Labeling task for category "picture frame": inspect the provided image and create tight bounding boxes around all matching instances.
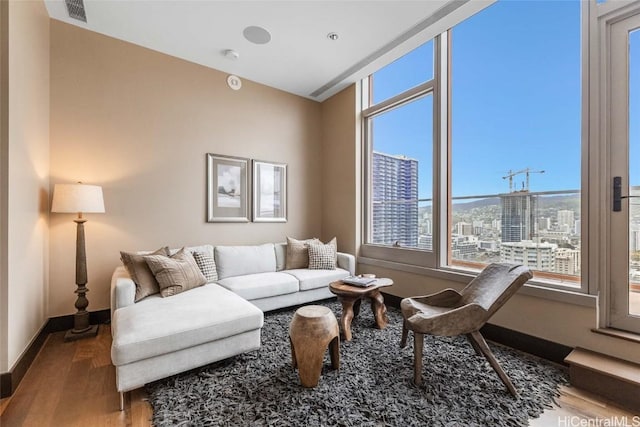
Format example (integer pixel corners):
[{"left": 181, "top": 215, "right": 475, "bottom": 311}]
[
  {"left": 206, "top": 154, "right": 251, "bottom": 222},
  {"left": 252, "top": 160, "right": 287, "bottom": 222}
]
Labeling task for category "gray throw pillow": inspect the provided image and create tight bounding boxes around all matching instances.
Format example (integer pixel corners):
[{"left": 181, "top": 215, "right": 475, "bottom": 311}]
[
  {"left": 192, "top": 251, "right": 218, "bottom": 282},
  {"left": 285, "top": 237, "right": 319, "bottom": 269},
  {"left": 120, "top": 246, "right": 170, "bottom": 302},
  {"left": 308, "top": 238, "right": 338, "bottom": 270},
  {"left": 144, "top": 248, "right": 207, "bottom": 297}
]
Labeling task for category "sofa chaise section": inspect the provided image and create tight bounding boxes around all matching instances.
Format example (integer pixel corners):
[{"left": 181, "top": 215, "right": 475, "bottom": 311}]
[{"left": 110, "top": 265, "right": 263, "bottom": 408}]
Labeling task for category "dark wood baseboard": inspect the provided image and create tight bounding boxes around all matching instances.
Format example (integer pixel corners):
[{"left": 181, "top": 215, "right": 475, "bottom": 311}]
[
  {"left": 0, "top": 309, "right": 110, "bottom": 398},
  {"left": 382, "top": 292, "right": 572, "bottom": 366},
  {"left": 45, "top": 309, "right": 111, "bottom": 334}
]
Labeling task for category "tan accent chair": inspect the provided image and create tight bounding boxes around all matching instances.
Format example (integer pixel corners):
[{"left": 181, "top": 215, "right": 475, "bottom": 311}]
[{"left": 400, "top": 263, "right": 533, "bottom": 397}]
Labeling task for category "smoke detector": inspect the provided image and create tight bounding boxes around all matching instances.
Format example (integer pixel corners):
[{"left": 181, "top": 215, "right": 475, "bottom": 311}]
[{"left": 223, "top": 49, "right": 240, "bottom": 60}]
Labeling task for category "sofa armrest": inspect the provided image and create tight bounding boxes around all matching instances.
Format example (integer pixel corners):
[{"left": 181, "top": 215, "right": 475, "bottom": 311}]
[
  {"left": 337, "top": 252, "right": 355, "bottom": 275},
  {"left": 111, "top": 266, "right": 136, "bottom": 319}
]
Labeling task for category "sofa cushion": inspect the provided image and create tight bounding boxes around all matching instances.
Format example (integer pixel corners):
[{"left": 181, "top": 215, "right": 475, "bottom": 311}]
[
  {"left": 285, "top": 237, "right": 319, "bottom": 269},
  {"left": 217, "top": 272, "right": 299, "bottom": 300},
  {"left": 120, "top": 246, "right": 170, "bottom": 302},
  {"left": 284, "top": 268, "right": 350, "bottom": 291},
  {"left": 308, "top": 238, "right": 337, "bottom": 270},
  {"left": 215, "top": 244, "right": 276, "bottom": 279},
  {"left": 111, "top": 284, "right": 263, "bottom": 366},
  {"left": 144, "top": 248, "right": 207, "bottom": 297}
]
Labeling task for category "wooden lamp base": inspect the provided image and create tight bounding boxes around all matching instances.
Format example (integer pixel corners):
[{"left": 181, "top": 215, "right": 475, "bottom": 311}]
[
  {"left": 63, "top": 218, "right": 99, "bottom": 342},
  {"left": 64, "top": 324, "right": 99, "bottom": 342}
]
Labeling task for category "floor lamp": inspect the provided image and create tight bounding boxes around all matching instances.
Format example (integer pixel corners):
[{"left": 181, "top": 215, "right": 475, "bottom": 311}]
[{"left": 51, "top": 183, "right": 105, "bottom": 341}]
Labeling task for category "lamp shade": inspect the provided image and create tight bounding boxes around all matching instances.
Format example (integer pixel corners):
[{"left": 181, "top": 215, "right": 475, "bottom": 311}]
[{"left": 51, "top": 183, "right": 105, "bottom": 214}]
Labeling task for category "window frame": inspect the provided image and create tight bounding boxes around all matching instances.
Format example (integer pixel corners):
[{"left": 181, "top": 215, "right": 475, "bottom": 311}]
[
  {"left": 361, "top": 1, "right": 595, "bottom": 300},
  {"left": 361, "top": 35, "right": 442, "bottom": 269}
]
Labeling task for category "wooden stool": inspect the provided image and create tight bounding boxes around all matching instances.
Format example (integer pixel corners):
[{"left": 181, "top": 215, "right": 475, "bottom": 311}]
[{"left": 289, "top": 305, "right": 340, "bottom": 387}]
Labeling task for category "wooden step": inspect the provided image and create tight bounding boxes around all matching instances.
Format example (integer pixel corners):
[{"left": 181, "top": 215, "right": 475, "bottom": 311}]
[{"left": 565, "top": 347, "right": 640, "bottom": 412}]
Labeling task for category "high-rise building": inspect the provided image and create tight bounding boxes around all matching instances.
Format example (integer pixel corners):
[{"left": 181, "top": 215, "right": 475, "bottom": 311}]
[
  {"left": 455, "top": 222, "right": 473, "bottom": 236},
  {"left": 538, "top": 217, "right": 551, "bottom": 231},
  {"left": 371, "top": 151, "right": 418, "bottom": 247},
  {"left": 557, "top": 210, "right": 575, "bottom": 229},
  {"left": 556, "top": 248, "right": 581, "bottom": 275},
  {"left": 500, "top": 193, "right": 537, "bottom": 242},
  {"left": 630, "top": 226, "right": 640, "bottom": 252},
  {"left": 451, "top": 235, "right": 478, "bottom": 259},
  {"left": 473, "top": 220, "right": 484, "bottom": 235},
  {"left": 500, "top": 240, "right": 557, "bottom": 271}
]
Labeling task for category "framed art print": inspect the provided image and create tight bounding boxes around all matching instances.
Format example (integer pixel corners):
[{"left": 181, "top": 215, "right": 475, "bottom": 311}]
[
  {"left": 252, "top": 160, "right": 287, "bottom": 222},
  {"left": 207, "top": 154, "right": 251, "bottom": 222}
]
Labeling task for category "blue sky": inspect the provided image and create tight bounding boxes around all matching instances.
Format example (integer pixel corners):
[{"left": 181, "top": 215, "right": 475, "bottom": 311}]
[{"left": 372, "top": 0, "right": 583, "bottom": 199}]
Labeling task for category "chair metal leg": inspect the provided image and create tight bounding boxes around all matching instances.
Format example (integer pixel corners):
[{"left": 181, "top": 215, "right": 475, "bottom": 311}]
[
  {"left": 413, "top": 332, "right": 424, "bottom": 386},
  {"left": 400, "top": 320, "right": 409, "bottom": 348},
  {"left": 119, "top": 391, "right": 124, "bottom": 411},
  {"left": 469, "top": 330, "right": 518, "bottom": 397}
]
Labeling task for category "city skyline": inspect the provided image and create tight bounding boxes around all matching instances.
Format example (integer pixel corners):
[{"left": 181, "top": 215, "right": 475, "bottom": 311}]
[{"left": 371, "top": 144, "right": 582, "bottom": 278}]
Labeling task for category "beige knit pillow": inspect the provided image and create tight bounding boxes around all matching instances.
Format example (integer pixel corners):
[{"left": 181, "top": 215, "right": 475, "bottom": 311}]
[
  {"left": 144, "top": 248, "right": 207, "bottom": 297},
  {"left": 120, "top": 246, "right": 170, "bottom": 302},
  {"left": 285, "top": 237, "right": 320, "bottom": 269},
  {"left": 308, "top": 237, "right": 338, "bottom": 270}
]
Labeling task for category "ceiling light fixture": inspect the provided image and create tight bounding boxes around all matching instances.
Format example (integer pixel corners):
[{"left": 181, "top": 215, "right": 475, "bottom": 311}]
[
  {"left": 327, "top": 32, "right": 339, "bottom": 41},
  {"left": 223, "top": 49, "right": 240, "bottom": 60}
]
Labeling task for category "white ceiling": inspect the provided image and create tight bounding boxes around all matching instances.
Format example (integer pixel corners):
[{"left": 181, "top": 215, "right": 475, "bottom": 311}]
[{"left": 44, "top": 1, "right": 487, "bottom": 101}]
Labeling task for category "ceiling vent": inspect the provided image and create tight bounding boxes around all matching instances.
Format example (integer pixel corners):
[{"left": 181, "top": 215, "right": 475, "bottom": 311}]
[{"left": 65, "top": 0, "right": 87, "bottom": 22}]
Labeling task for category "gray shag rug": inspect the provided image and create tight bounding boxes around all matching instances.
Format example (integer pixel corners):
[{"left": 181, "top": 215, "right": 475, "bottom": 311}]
[{"left": 147, "top": 300, "right": 567, "bottom": 426}]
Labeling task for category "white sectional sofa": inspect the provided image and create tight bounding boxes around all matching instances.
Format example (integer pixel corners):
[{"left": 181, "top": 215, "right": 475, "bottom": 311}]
[{"left": 110, "top": 242, "right": 355, "bottom": 408}]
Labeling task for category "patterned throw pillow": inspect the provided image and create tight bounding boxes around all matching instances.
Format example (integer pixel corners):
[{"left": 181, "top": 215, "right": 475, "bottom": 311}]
[
  {"left": 192, "top": 251, "right": 218, "bottom": 282},
  {"left": 120, "top": 246, "right": 170, "bottom": 302},
  {"left": 144, "top": 248, "right": 207, "bottom": 297},
  {"left": 285, "top": 237, "right": 320, "bottom": 269},
  {"left": 308, "top": 238, "right": 338, "bottom": 270}
]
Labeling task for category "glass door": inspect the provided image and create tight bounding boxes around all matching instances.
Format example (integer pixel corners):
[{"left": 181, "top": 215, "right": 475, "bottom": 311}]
[{"left": 610, "top": 13, "right": 640, "bottom": 333}]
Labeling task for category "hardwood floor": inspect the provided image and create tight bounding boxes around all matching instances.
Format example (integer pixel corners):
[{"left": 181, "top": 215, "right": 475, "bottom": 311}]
[
  {"left": 0, "top": 325, "right": 636, "bottom": 426},
  {"left": 0, "top": 325, "right": 152, "bottom": 426}
]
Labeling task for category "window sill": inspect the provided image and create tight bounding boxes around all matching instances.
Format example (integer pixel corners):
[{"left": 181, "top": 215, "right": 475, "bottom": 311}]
[
  {"left": 591, "top": 328, "right": 640, "bottom": 344},
  {"left": 358, "top": 256, "right": 597, "bottom": 308}
]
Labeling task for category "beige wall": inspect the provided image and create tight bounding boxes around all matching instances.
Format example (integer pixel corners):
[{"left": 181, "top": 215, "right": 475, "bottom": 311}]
[
  {"left": 49, "top": 21, "right": 322, "bottom": 316},
  {"left": 4, "top": 0, "right": 50, "bottom": 371},
  {"left": 320, "top": 84, "right": 361, "bottom": 255},
  {"left": 321, "top": 83, "right": 640, "bottom": 365}
]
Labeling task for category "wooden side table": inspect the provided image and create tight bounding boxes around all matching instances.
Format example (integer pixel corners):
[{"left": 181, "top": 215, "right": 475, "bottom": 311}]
[
  {"left": 289, "top": 305, "right": 340, "bottom": 388},
  {"left": 329, "top": 278, "right": 393, "bottom": 341}
]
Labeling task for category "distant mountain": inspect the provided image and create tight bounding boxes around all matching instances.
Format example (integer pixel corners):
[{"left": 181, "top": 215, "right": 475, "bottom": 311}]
[
  {"left": 453, "top": 193, "right": 580, "bottom": 212},
  {"left": 418, "top": 193, "right": 580, "bottom": 216},
  {"left": 452, "top": 197, "right": 501, "bottom": 211}
]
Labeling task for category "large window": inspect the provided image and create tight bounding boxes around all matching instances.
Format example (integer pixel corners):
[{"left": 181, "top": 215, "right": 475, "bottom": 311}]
[
  {"left": 364, "top": 43, "right": 435, "bottom": 256},
  {"left": 449, "top": 0, "right": 582, "bottom": 287},
  {"left": 369, "top": 95, "right": 433, "bottom": 249},
  {"left": 363, "top": 0, "right": 584, "bottom": 289}
]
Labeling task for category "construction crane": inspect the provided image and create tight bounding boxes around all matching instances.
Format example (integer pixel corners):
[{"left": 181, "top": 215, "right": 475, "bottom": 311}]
[{"left": 502, "top": 168, "right": 545, "bottom": 192}]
